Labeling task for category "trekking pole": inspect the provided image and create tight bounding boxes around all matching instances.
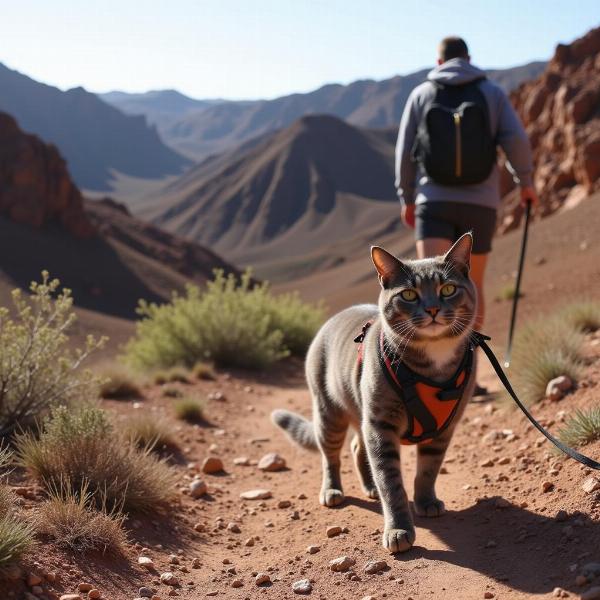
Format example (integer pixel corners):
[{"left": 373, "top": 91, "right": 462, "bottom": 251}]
[{"left": 504, "top": 198, "right": 532, "bottom": 368}]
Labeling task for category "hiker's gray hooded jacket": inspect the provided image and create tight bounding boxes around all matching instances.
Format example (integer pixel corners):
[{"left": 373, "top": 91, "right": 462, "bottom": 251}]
[{"left": 395, "top": 58, "right": 533, "bottom": 209}]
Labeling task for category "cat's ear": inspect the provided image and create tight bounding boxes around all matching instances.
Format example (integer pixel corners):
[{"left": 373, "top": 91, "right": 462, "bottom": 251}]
[
  {"left": 444, "top": 232, "right": 473, "bottom": 273},
  {"left": 371, "top": 246, "right": 406, "bottom": 288}
]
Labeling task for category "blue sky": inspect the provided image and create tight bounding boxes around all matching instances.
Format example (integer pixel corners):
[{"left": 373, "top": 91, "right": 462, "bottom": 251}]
[{"left": 1, "top": 1, "right": 598, "bottom": 100}]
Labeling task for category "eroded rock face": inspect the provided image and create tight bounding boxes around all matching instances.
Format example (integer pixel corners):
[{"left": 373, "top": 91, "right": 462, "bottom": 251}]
[
  {"left": 0, "top": 112, "right": 94, "bottom": 237},
  {"left": 499, "top": 27, "right": 600, "bottom": 232}
]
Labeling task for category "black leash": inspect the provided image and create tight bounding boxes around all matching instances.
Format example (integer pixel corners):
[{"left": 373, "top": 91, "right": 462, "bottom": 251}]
[
  {"left": 505, "top": 198, "right": 532, "bottom": 368},
  {"left": 472, "top": 331, "right": 600, "bottom": 470}
]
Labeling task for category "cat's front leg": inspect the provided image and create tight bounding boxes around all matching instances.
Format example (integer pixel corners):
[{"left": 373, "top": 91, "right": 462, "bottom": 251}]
[{"left": 362, "top": 417, "right": 415, "bottom": 553}]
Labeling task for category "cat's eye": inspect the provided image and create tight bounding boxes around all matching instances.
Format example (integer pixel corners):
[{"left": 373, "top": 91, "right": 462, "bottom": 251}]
[
  {"left": 440, "top": 284, "right": 457, "bottom": 297},
  {"left": 400, "top": 289, "right": 418, "bottom": 302}
]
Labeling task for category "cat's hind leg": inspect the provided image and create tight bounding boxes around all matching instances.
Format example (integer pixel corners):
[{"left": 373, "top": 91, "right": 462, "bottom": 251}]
[
  {"left": 413, "top": 432, "right": 452, "bottom": 517},
  {"left": 314, "top": 400, "right": 349, "bottom": 507},
  {"left": 350, "top": 433, "right": 378, "bottom": 499}
]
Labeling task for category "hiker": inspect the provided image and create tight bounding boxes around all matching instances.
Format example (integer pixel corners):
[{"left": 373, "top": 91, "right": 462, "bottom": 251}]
[{"left": 395, "top": 36, "right": 538, "bottom": 393}]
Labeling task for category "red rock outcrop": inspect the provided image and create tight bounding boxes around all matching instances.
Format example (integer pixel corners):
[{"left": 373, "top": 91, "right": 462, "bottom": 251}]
[
  {"left": 0, "top": 112, "right": 94, "bottom": 237},
  {"left": 499, "top": 27, "right": 600, "bottom": 232}
]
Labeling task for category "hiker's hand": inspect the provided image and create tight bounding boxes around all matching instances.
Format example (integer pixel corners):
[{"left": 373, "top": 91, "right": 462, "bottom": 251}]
[
  {"left": 520, "top": 186, "right": 539, "bottom": 207},
  {"left": 401, "top": 204, "right": 415, "bottom": 229}
]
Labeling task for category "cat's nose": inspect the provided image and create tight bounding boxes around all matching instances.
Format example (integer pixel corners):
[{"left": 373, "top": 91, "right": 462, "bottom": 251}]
[{"left": 424, "top": 306, "right": 440, "bottom": 319}]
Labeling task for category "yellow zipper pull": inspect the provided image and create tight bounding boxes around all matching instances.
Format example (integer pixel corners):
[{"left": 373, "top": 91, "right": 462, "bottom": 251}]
[{"left": 453, "top": 112, "right": 462, "bottom": 178}]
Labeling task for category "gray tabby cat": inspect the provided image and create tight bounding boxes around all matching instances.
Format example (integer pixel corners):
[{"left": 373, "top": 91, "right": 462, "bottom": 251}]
[{"left": 272, "top": 233, "right": 477, "bottom": 553}]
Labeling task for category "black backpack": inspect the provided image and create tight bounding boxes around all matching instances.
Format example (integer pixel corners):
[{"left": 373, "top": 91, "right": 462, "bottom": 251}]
[{"left": 412, "top": 78, "right": 496, "bottom": 185}]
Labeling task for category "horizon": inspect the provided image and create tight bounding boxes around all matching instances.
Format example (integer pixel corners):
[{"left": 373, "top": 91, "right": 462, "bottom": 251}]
[{"left": 0, "top": 1, "right": 598, "bottom": 101}]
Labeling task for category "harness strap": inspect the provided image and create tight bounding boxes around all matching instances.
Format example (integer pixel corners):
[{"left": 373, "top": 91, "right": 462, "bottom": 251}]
[{"left": 472, "top": 331, "right": 600, "bottom": 471}]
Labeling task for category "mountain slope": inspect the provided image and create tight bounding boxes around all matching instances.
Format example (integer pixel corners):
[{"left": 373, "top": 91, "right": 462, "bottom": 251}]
[
  {"left": 143, "top": 115, "right": 398, "bottom": 265},
  {"left": 142, "top": 62, "right": 546, "bottom": 161},
  {"left": 0, "top": 63, "right": 191, "bottom": 191}
]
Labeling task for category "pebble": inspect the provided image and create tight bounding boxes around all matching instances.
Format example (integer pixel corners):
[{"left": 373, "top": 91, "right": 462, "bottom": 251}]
[
  {"left": 202, "top": 456, "right": 224, "bottom": 474},
  {"left": 189, "top": 479, "right": 208, "bottom": 498},
  {"left": 255, "top": 573, "right": 271, "bottom": 586},
  {"left": 364, "top": 560, "right": 388, "bottom": 574},
  {"left": 160, "top": 572, "right": 179, "bottom": 586},
  {"left": 227, "top": 522, "right": 241, "bottom": 533},
  {"left": 292, "top": 579, "right": 313, "bottom": 594},
  {"left": 582, "top": 477, "right": 600, "bottom": 494},
  {"left": 329, "top": 556, "right": 356, "bottom": 572},
  {"left": 138, "top": 556, "right": 155, "bottom": 570},
  {"left": 258, "top": 453, "right": 287, "bottom": 472},
  {"left": 27, "top": 573, "right": 43, "bottom": 586},
  {"left": 555, "top": 510, "right": 569, "bottom": 522},
  {"left": 480, "top": 458, "right": 494, "bottom": 468},
  {"left": 233, "top": 457, "right": 250, "bottom": 466},
  {"left": 231, "top": 579, "right": 243, "bottom": 588},
  {"left": 545, "top": 375, "right": 573, "bottom": 401},
  {"left": 552, "top": 588, "right": 568, "bottom": 598},
  {"left": 59, "top": 596, "right": 82, "bottom": 600},
  {"left": 139, "top": 588, "right": 156, "bottom": 598},
  {"left": 541, "top": 481, "right": 554, "bottom": 493},
  {"left": 244, "top": 537, "right": 255, "bottom": 547},
  {"left": 278, "top": 500, "right": 292, "bottom": 509},
  {"left": 307, "top": 545, "right": 321, "bottom": 554},
  {"left": 78, "top": 583, "right": 93, "bottom": 592},
  {"left": 326, "top": 526, "right": 343, "bottom": 538},
  {"left": 240, "top": 489, "right": 272, "bottom": 500},
  {"left": 483, "top": 593, "right": 495, "bottom": 599},
  {"left": 88, "top": 591, "right": 101, "bottom": 600}
]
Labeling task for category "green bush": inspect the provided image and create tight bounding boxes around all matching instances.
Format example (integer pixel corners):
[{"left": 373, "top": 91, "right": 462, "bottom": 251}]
[
  {"left": 173, "top": 397, "right": 204, "bottom": 423},
  {"left": 509, "top": 314, "right": 585, "bottom": 407},
  {"left": 0, "top": 273, "right": 104, "bottom": 436},
  {"left": 123, "top": 270, "right": 324, "bottom": 370},
  {"left": 558, "top": 408, "right": 600, "bottom": 448},
  {"left": 16, "top": 404, "right": 176, "bottom": 513}
]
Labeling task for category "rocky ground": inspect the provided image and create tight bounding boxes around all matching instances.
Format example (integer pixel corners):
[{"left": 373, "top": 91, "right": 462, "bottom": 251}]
[{"left": 3, "top": 323, "right": 600, "bottom": 600}]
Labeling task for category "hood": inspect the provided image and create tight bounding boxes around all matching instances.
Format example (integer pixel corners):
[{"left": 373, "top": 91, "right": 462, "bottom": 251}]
[{"left": 427, "top": 58, "right": 486, "bottom": 85}]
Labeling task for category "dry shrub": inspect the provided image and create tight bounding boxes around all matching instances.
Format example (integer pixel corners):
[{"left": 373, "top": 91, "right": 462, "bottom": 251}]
[
  {"left": 558, "top": 301, "right": 600, "bottom": 333},
  {"left": 162, "top": 386, "right": 183, "bottom": 398},
  {"left": 35, "top": 483, "right": 126, "bottom": 554},
  {"left": 16, "top": 404, "right": 176, "bottom": 513},
  {"left": 558, "top": 408, "right": 600, "bottom": 448},
  {"left": 0, "top": 273, "right": 104, "bottom": 436},
  {"left": 192, "top": 362, "right": 216, "bottom": 381}
]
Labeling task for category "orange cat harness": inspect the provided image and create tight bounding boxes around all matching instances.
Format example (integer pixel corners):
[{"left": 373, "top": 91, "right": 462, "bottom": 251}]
[{"left": 355, "top": 321, "right": 474, "bottom": 445}]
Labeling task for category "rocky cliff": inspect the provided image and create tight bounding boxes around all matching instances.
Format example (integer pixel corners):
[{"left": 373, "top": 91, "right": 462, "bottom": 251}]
[
  {"left": 501, "top": 27, "right": 600, "bottom": 230},
  {"left": 0, "top": 112, "right": 94, "bottom": 237}
]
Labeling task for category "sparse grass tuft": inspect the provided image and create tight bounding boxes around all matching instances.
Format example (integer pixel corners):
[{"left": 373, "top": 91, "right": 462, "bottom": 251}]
[
  {"left": 509, "top": 312, "right": 585, "bottom": 406},
  {"left": 559, "top": 301, "right": 600, "bottom": 333},
  {"left": 123, "top": 270, "right": 324, "bottom": 370},
  {"left": 0, "top": 515, "right": 35, "bottom": 569},
  {"left": 173, "top": 397, "right": 204, "bottom": 423},
  {"left": 192, "top": 361, "right": 216, "bottom": 381},
  {"left": 121, "top": 413, "right": 177, "bottom": 451},
  {"left": 34, "top": 484, "right": 127, "bottom": 554},
  {"left": 98, "top": 364, "right": 143, "bottom": 400},
  {"left": 162, "top": 386, "right": 183, "bottom": 398},
  {"left": 495, "top": 283, "right": 521, "bottom": 302},
  {"left": 558, "top": 408, "right": 600, "bottom": 448},
  {"left": 15, "top": 404, "right": 176, "bottom": 513},
  {"left": 153, "top": 368, "right": 190, "bottom": 385}
]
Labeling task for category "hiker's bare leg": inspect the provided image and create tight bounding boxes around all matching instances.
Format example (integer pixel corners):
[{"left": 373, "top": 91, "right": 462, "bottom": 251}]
[{"left": 469, "top": 253, "right": 488, "bottom": 331}]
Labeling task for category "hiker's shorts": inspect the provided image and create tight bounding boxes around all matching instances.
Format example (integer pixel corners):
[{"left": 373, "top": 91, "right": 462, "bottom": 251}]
[{"left": 415, "top": 201, "right": 497, "bottom": 254}]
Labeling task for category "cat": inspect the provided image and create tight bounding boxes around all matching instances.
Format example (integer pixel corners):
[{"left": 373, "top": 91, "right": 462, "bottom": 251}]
[{"left": 272, "top": 232, "right": 477, "bottom": 553}]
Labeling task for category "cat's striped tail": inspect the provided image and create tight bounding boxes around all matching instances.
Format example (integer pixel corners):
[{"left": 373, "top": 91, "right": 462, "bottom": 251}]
[{"left": 271, "top": 409, "right": 317, "bottom": 451}]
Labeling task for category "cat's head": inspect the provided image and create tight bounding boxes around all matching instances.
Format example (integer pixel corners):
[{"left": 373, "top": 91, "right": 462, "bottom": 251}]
[{"left": 371, "top": 233, "right": 476, "bottom": 342}]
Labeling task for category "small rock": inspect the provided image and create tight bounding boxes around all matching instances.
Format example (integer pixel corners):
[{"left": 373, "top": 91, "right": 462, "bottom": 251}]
[
  {"left": 258, "top": 453, "right": 286, "bottom": 472},
  {"left": 307, "top": 545, "right": 320, "bottom": 554},
  {"left": 329, "top": 556, "right": 356, "bottom": 572},
  {"left": 189, "top": 479, "right": 208, "bottom": 498},
  {"left": 545, "top": 376, "right": 573, "bottom": 401},
  {"left": 483, "top": 593, "right": 495, "bottom": 599},
  {"left": 78, "top": 583, "right": 93, "bottom": 593},
  {"left": 480, "top": 459, "right": 494, "bottom": 468},
  {"left": 191, "top": 558, "right": 201, "bottom": 569},
  {"left": 88, "top": 591, "right": 101, "bottom": 600},
  {"left": 255, "top": 573, "right": 271, "bottom": 586},
  {"left": 244, "top": 537, "right": 255, "bottom": 547},
  {"left": 27, "top": 573, "right": 43, "bottom": 586},
  {"left": 555, "top": 510, "right": 569, "bottom": 522},
  {"left": 139, "top": 588, "right": 156, "bottom": 598},
  {"left": 160, "top": 572, "right": 179, "bottom": 586},
  {"left": 292, "top": 579, "right": 312, "bottom": 594},
  {"left": 202, "top": 456, "right": 224, "bottom": 474},
  {"left": 227, "top": 522, "right": 241, "bottom": 533},
  {"left": 326, "top": 526, "right": 343, "bottom": 538},
  {"left": 541, "top": 481, "right": 554, "bottom": 493},
  {"left": 240, "top": 489, "right": 272, "bottom": 500},
  {"left": 231, "top": 579, "right": 243, "bottom": 588},
  {"left": 138, "top": 556, "right": 155, "bottom": 570},
  {"left": 552, "top": 587, "right": 568, "bottom": 598},
  {"left": 494, "top": 497, "right": 510, "bottom": 509},
  {"left": 59, "top": 596, "right": 82, "bottom": 600},
  {"left": 233, "top": 457, "right": 250, "bottom": 466},
  {"left": 277, "top": 500, "right": 292, "bottom": 509},
  {"left": 364, "top": 559, "right": 388, "bottom": 574},
  {"left": 582, "top": 477, "right": 600, "bottom": 494}
]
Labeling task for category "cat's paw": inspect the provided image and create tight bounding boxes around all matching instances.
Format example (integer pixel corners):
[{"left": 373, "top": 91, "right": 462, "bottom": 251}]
[
  {"left": 364, "top": 486, "right": 379, "bottom": 500},
  {"left": 414, "top": 497, "right": 446, "bottom": 517},
  {"left": 319, "top": 488, "right": 345, "bottom": 507},
  {"left": 382, "top": 527, "right": 415, "bottom": 553}
]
